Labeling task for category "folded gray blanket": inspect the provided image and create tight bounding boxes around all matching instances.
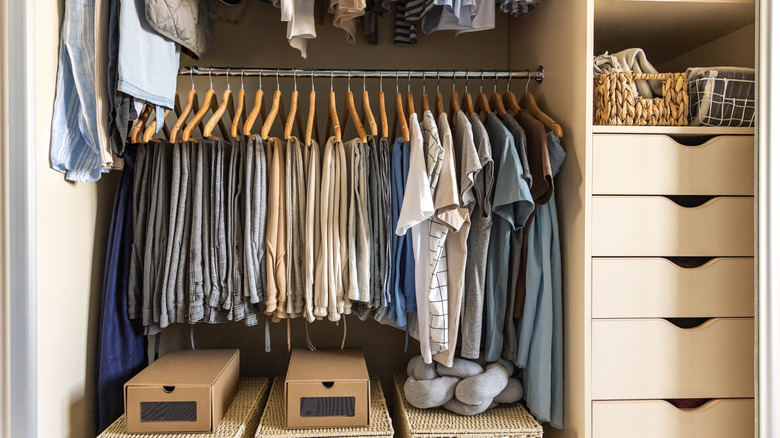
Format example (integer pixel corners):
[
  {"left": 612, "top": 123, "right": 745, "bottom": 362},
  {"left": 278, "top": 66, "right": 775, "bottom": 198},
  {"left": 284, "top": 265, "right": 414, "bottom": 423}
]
[{"left": 594, "top": 48, "right": 663, "bottom": 99}]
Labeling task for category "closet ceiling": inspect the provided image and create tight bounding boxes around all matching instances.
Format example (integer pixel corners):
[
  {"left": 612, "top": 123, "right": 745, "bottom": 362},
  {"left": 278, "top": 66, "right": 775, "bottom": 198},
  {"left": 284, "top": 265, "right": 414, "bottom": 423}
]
[{"left": 595, "top": 0, "right": 755, "bottom": 64}]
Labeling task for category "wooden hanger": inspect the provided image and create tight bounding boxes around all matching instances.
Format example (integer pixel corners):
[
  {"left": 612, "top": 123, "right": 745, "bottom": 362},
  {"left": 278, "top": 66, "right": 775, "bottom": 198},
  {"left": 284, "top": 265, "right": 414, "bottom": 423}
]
[
  {"left": 143, "top": 94, "right": 181, "bottom": 143},
  {"left": 378, "top": 75, "right": 389, "bottom": 139},
  {"left": 304, "top": 73, "right": 319, "bottom": 146},
  {"left": 243, "top": 74, "right": 267, "bottom": 137},
  {"left": 284, "top": 72, "right": 304, "bottom": 140},
  {"left": 326, "top": 89, "right": 342, "bottom": 143},
  {"left": 231, "top": 70, "right": 247, "bottom": 138},
  {"left": 341, "top": 71, "right": 368, "bottom": 143},
  {"left": 130, "top": 104, "right": 154, "bottom": 143},
  {"left": 183, "top": 69, "right": 224, "bottom": 142},
  {"left": 490, "top": 90, "right": 507, "bottom": 118},
  {"left": 170, "top": 75, "right": 204, "bottom": 142},
  {"left": 420, "top": 74, "right": 430, "bottom": 113},
  {"left": 360, "top": 72, "right": 378, "bottom": 139},
  {"left": 260, "top": 70, "right": 288, "bottom": 140},
  {"left": 475, "top": 72, "right": 492, "bottom": 116},
  {"left": 203, "top": 86, "right": 234, "bottom": 140},
  {"left": 503, "top": 89, "right": 522, "bottom": 115},
  {"left": 391, "top": 72, "right": 409, "bottom": 142},
  {"left": 521, "top": 91, "right": 564, "bottom": 138},
  {"left": 461, "top": 70, "right": 475, "bottom": 115}
]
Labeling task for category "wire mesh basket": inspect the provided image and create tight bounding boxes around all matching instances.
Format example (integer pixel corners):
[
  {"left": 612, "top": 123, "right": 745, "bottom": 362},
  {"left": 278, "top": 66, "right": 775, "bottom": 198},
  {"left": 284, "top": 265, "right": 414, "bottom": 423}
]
[{"left": 688, "top": 69, "right": 755, "bottom": 127}]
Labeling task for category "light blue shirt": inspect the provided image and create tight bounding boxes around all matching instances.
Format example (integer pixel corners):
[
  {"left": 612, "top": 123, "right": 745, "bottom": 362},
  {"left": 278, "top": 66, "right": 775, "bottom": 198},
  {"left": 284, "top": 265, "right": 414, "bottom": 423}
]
[
  {"left": 483, "top": 113, "right": 534, "bottom": 362},
  {"left": 117, "top": 0, "right": 180, "bottom": 110},
  {"left": 50, "top": 0, "right": 107, "bottom": 182},
  {"left": 516, "top": 132, "right": 566, "bottom": 428}
]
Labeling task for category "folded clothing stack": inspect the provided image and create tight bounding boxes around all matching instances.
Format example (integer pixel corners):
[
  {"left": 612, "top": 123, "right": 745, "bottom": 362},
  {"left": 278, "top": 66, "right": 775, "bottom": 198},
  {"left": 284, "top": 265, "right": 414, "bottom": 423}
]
[{"left": 687, "top": 67, "right": 755, "bottom": 127}]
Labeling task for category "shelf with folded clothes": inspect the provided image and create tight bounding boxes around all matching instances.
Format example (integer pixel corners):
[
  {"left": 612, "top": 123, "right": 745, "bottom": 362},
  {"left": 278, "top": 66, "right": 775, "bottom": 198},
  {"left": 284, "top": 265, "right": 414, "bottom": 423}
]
[{"left": 594, "top": 0, "right": 755, "bottom": 69}]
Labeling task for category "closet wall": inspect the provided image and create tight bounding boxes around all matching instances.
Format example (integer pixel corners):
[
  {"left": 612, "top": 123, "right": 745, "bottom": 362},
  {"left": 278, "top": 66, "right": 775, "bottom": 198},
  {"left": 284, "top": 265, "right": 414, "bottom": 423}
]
[{"left": 34, "top": 1, "right": 119, "bottom": 437}]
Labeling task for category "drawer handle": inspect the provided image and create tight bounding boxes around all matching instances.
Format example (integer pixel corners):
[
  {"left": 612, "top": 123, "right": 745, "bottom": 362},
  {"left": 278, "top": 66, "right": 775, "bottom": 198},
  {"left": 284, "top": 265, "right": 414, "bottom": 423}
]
[
  {"left": 664, "top": 257, "right": 715, "bottom": 268},
  {"left": 664, "top": 399, "right": 717, "bottom": 412},
  {"left": 664, "top": 195, "right": 716, "bottom": 208},
  {"left": 664, "top": 317, "right": 713, "bottom": 329}
]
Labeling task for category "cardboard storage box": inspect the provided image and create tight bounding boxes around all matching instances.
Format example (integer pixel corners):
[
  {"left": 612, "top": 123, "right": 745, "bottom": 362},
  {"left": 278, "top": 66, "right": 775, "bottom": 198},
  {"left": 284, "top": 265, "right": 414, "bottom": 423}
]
[
  {"left": 285, "top": 348, "right": 369, "bottom": 429},
  {"left": 124, "top": 349, "right": 240, "bottom": 433}
]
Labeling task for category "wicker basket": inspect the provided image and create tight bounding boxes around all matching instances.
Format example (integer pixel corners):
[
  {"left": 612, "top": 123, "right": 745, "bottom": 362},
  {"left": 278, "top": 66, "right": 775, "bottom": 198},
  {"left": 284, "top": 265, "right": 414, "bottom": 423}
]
[
  {"left": 98, "top": 377, "right": 272, "bottom": 438},
  {"left": 594, "top": 72, "right": 689, "bottom": 126},
  {"left": 255, "top": 376, "right": 394, "bottom": 438},
  {"left": 392, "top": 374, "right": 543, "bottom": 438}
]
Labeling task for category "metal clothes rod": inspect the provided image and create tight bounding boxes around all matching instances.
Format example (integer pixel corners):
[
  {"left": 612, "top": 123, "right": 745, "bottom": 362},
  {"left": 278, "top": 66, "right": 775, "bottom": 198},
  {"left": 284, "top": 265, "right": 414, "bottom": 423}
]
[{"left": 178, "top": 66, "right": 545, "bottom": 83}]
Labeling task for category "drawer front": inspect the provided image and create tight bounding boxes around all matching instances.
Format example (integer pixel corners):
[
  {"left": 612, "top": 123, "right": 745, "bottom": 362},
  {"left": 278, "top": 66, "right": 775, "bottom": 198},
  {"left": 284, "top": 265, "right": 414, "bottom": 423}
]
[
  {"left": 592, "top": 258, "right": 754, "bottom": 318},
  {"left": 592, "top": 196, "right": 754, "bottom": 257},
  {"left": 593, "top": 134, "right": 754, "bottom": 196},
  {"left": 593, "top": 399, "right": 754, "bottom": 438},
  {"left": 592, "top": 318, "right": 754, "bottom": 399}
]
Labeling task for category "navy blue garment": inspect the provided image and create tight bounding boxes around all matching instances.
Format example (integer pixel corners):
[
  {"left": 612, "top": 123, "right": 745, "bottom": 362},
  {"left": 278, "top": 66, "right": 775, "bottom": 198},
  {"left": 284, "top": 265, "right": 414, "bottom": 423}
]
[
  {"left": 96, "top": 143, "right": 148, "bottom": 433},
  {"left": 107, "top": 0, "right": 119, "bottom": 138}
]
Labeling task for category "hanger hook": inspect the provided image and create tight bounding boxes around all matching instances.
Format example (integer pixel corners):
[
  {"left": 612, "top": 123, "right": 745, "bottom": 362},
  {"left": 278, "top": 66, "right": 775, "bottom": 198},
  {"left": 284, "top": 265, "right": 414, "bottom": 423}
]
[
  {"left": 276, "top": 69, "right": 280, "bottom": 91},
  {"left": 422, "top": 72, "right": 426, "bottom": 94},
  {"left": 311, "top": 69, "right": 315, "bottom": 91},
  {"left": 347, "top": 69, "right": 352, "bottom": 92},
  {"left": 226, "top": 67, "right": 231, "bottom": 91},
  {"left": 395, "top": 69, "right": 399, "bottom": 93},
  {"left": 190, "top": 68, "right": 195, "bottom": 90},
  {"left": 363, "top": 69, "right": 367, "bottom": 92},
  {"left": 407, "top": 70, "right": 411, "bottom": 94},
  {"left": 507, "top": 72, "right": 511, "bottom": 93},
  {"left": 240, "top": 68, "right": 245, "bottom": 90},
  {"left": 331, "top": 70, "right": 335, "bottom": 92},
  {"left": 209, "top": 67, "right": 213, "bottom": 89},
  {"left": 525, "top": 69, "right": 531, "bottom": 93},
  {"left": 293, "top": 69, "right": 298, "bottom": 91},
  {"left": 465, "top": 69, "right": 469, "bottom": 93},
  {"left": 480, "top": 70, "right": 485, "bottom": 94},
  {"left": 452, "top": 71, "right": 456, "bottom": 93},
  {"left": 494, "top": 71, "right": 499, "bottom": 93},
  {"left": 437, "top": 70, "right": 441, "bottom": 93},
  {"left": 379, "top": 69, "right": 383, "bottom": 93}
]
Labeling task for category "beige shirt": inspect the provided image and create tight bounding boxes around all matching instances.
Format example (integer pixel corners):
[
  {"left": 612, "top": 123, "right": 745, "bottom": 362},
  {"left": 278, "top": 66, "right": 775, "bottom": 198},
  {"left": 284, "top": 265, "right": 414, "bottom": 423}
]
[
  {"left": 305, "top": 140, "right": 322, "bottom": 322},
  {"left": 273, "top": 137, "right": 289, "bottom": 322},
  {"left": 335, "top": 138, "right": 349, "bottom": 317},
  {"left": 264, "top": 138, "right": 281, "bottom": 316},
  {"left": 315, "top": 138, "right": 334, "bottom": 320}
]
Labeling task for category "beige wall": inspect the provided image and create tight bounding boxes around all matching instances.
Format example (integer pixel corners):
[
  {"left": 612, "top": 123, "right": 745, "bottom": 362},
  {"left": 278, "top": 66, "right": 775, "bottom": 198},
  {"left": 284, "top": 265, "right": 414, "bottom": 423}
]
[
  {"left": 659, "top": 24, "right": 756, "bottom": 72},
  {"left": 34, "top": 1, "right": 119, "bottom": 437},
  {"left": 0, "top": 0, "right": 9, "bottom": 435}
]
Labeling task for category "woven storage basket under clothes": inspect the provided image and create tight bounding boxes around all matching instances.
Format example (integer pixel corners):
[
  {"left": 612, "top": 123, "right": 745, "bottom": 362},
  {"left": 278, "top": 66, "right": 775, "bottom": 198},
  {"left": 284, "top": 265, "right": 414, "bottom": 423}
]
[
  {"left": 98, "top": 377, "right": 272, "bottom": 438},
  {"left": 594, "top": 72, "right": 689, "bottom": 126},
  {"left": 255, "top": 376, "right": 394, "bottom": 438},
  {"left": 392, "top": 374, "right": 543, "bottom": 438}
]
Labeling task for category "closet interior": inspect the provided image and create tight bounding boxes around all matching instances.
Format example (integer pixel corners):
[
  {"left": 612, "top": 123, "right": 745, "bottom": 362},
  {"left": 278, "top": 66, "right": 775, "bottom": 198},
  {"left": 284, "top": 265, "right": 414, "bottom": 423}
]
[{"left": 44, "top": 0, "right": 758, "bottom": 436}]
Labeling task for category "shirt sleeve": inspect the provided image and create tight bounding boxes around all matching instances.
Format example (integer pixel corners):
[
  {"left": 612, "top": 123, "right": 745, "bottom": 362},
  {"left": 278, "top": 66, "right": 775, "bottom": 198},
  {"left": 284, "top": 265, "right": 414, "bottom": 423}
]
[
  {"left": 493, "top": 133, "right": 534, "bottom": 231},
  {"left": 396, "top": 115, "right": 434, "bottom": 235}
]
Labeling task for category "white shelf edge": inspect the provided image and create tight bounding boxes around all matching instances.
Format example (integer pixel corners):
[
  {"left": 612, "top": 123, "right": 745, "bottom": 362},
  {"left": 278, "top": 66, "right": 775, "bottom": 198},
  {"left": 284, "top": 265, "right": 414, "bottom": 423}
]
[{"left": 592, "top": 125, "right": 756, "bottom": 135}]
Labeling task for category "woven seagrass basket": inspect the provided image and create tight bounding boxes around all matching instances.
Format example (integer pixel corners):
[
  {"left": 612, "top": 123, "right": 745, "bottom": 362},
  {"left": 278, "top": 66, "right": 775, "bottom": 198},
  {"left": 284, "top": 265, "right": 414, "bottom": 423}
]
[
  {"left": 594, "top": 72, "right": 689, "bottom": 126},
  {"left": 99, "top": 378, "right": 271, "bottom": 438},
  {"left": 255, "top": 376, "right": 394, "bottom": 438},
  {"left": 392, "top": 373, "right": 543, "bottom": 438}
]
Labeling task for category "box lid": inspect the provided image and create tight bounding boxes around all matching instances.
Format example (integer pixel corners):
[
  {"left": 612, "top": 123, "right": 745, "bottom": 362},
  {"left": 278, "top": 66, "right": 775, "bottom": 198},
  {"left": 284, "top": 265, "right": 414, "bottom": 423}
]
[
  {"left": 126, "top": 349, "right": 239, "bottom": 387},
  {"left": 286, "top": 348, "right": 368, "bottom": 382}
]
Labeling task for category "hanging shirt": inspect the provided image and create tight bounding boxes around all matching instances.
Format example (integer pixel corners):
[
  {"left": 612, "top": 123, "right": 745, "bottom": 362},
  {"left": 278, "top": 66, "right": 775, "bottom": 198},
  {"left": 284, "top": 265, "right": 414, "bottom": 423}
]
[
  {"left": 305, "top": 139, "right": 322, "bottom": 322},
  {"left": 483, "top": 113, "right": 534, "bottom": 362},
  {"left": 394, "top": 0, "right": 435, "bottom": 44},
  {"left": 500, "top": 0, "right": 544, "bottom": 17},
  {"left": 265, "top": 138, "right": 282, "bottom": 318},
  {"left": 335, "top": 138, "right": 350, "bottom": 316},
  {"left": 460, "top": 113, "right": 494, "bottom": 359},
  {"left": 345, "top": 139, "right": 372, "bottom": 307},
  {"left": 378, "top": 137, "right": 394, "bottom": 320},
  {"left": 514, "top": 109, "right": 554, "bottom": 318},
  {"left": 315, "top": 137, "right": 335, "bottom": 320},
  {"left": 502, "top": 113, "right": 532, "bottom": 362},
  {"left": 420, "top": 0, "right": 472, "bottom": 35},
  {"left": 331, "top": 0, "right": 366, "bottom": 42},
  {"left": 455, "top": 0, "right": 494, "bottom": 35},
  {"left": 387, "top": 138, "right": 416, "bottom": 327},
  {"left": 431, "top": 111, "right": 471, "bottom": 367},
  {"left": 517, "top": 132, "right": 565, "bottom": 429},
  {"left": 286, "top": 137, "right": 307, "bottom": 318},
  {"left": 50, "top": 0, "right": 114, "bottom": 181},
  {"left": 288, "top": 0, "right": 317, "bottom": 57}
]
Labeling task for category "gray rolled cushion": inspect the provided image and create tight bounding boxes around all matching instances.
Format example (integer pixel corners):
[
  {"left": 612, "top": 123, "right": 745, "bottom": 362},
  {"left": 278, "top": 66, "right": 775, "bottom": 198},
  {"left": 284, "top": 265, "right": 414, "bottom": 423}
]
[
  {"left": 437, "top": 359, "right": 484, "bottom": 379},
  {"left": 494, "top": 377, "right": 523, "bottom": 404},
  {"left": 443, "top": 397, "right": 493, "bottom": 416},
  {"left": 455, "top": 363, "right": 508, "bottom": 405},
  {"left": 404, "top": 376, "right": 461, "bottom": 409},
  {"left": 414, "top": 360, "right": 439, "bottom": 381},
  {"left": 407, "top": 356, "right": 423, "bottom": 377},
  {"left": 496, "top": 358, "right": 515, "bottom": 376}
]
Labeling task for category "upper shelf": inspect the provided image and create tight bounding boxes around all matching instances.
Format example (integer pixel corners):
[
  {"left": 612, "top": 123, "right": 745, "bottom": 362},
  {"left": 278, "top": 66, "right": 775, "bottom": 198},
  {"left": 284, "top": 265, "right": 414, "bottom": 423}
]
[
  {"left": 595, "top": 0, "right": 755, "bottom": 66},
  {"left": 592, "top": 125, "right": 755, "bottom": 135}
]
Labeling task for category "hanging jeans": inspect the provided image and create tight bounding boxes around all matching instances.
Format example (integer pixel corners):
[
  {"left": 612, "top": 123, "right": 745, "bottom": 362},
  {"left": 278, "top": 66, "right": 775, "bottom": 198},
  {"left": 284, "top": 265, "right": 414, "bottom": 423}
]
[{"left": 96, "top": 143, "right": 148, "bottom": 433}]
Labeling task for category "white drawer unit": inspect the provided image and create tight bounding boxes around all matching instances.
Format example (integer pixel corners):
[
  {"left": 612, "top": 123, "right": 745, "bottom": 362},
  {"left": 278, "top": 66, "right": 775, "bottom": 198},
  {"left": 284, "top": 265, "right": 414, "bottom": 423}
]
[
  {"left": 592, "top": 399, "right": 754, "bottom": 438},
  {"left": 592, "top": 196, "right": 754, "bottom": 257},
  {"left": 593, "top": 135, "right": 754, "bottom": 196},
  {"left": 592, "top": 318, "right": 754, "bottom": 400},
  {"left": 592, "top": 257, "right": 754, "bottom": 318}
]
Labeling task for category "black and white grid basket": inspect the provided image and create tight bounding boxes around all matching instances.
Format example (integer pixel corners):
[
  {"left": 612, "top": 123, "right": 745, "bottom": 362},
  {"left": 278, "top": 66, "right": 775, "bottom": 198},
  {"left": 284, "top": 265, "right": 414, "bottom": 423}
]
[{"left": 687, "top": 67, "right": 755, "bottom": 127}]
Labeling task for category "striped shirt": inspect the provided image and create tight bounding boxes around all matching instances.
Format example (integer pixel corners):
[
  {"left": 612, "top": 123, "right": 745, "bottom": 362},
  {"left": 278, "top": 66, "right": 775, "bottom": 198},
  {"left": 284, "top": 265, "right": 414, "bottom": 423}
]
[
  {"left": 394, "top": 0, "right": 435, "bottom": 45},
  {"left": 50, "top": 0, "right": 113, "bottom": 182}
]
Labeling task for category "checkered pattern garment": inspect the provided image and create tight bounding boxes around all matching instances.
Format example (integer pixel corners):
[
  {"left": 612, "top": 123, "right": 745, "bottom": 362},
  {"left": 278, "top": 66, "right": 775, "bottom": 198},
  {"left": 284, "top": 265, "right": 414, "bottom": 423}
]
[
  {"left": 420, "top": 111, "right": 450, "bottom": 354},
  {"left": 500, "top": 0, "right": 544, "bottom": 17}
]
